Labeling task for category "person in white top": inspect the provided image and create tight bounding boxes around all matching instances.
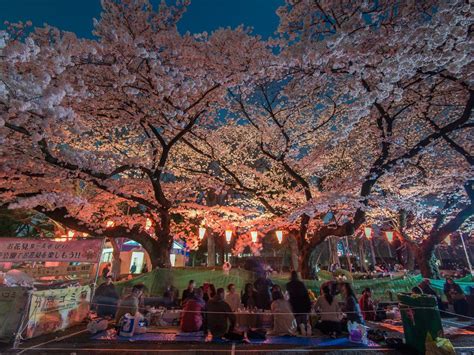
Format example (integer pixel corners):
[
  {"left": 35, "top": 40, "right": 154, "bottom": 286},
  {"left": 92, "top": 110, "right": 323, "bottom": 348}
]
[
  {"left": 269, "top": 290, "right": 297, "bottom": 336},
  {"left": 315, "top": 285, "right": 342, "bottom": 337},
  {"left": 224, "top": 283, "right": 241, "bottom": 312}
]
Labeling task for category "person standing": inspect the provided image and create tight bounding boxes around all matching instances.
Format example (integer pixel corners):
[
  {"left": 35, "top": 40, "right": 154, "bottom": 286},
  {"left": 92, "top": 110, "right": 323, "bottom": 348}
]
[
  {"left": 254, "top": 270, "right": 273, "bottom": 310},
  {"left": 225, "top": 283, "right": 241, "bottom": 312},
  {"left": 101, "top": 263, "right": 111, "bottom": 278},
  {"left": 130, "top": 262, "right": 137, "bottom": 274},
  {"left": 286, "top": 271, "right": 312, "bottom": 334},
  {"left": 182, "top": 280, "right": 196, "bottom": 306}
]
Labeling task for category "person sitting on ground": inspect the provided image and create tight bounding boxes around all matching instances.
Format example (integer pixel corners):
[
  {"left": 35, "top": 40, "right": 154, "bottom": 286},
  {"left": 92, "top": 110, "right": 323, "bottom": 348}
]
[
  {"left": 254, "top": 270, "right": 274, "bottom": 310},
  {"left": 286, "top": 271, "right": 312, "bottom": 335},
  {"left": 225, "top": 283, "right": 241, "bottom": 312},
  {"left": 241, "top": 283, "right": 257, "bottom": 309},
  {"left": 315, "top": 285, "right": 342, "bottom": 337},
  {"left": 341, "top": 282, "right": 364, "bottom": 325},
  {"left": 93, "top": 275, "right": 119, "bottom": 318},
  {"left": 418, "top": 278, "right": 444, "bottom": 311},
  {"left": 359, "top": 288, "right": 376, "bottom": 321},
  {"left": 269, "top": 290, "right": 297, "bottom": 336},
  {"left": 182, "top": 280, "right": 196, "bottom": 306},
  {"left": 115, "top": 283, "right": 145, "bottom": 324},
  {"left": 180, "top": 288, "right": 206, "bottom": 333},
  {"left": 444, "top": 277, "right": 468, "bottom": 316},
  {"left": 206, "top": 287, "right": 237, "bottom": 339},
  {"left": 163, "top": 284, "right": 179, "bottom": 309}
]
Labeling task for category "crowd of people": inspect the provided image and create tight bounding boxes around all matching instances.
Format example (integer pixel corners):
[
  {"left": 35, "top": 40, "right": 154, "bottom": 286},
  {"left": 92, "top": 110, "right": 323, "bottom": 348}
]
[{"left": 91, "top": 269, "right": 470, "bottom": 341}]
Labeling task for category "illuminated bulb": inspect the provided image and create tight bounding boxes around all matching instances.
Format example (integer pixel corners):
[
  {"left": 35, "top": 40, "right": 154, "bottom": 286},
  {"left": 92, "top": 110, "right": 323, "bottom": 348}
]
[
  {"left": 225, "top": 230, "right": 232, "bottom": 244},
  {"left": 145, "top": 218, "right": 152, "bottom": 231},
  {"left": 67, "top": 230, "right": 74, "bottom": 239},
  {"left": 251, "top": 231, "right": 258, "bottom": 243},
  {"left": 276, "top": 230, "right": 283, "bottom": 244},
  {"left": 385, "top": 231, "right": 394, "bottom": 243},
  {"left": 106, "top": 220, "right": 114, "bottom": 228},
  {"left": 364, "top": 227, "right": 372, "bottom": 239},
  {"left": 199, "top": 227, "right": 206, "bottom": 240}
]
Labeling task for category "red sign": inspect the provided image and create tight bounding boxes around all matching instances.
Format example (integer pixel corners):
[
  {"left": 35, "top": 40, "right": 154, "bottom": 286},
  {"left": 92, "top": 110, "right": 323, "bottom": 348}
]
[{"left": 0, "top": 238, "right": 103, "bottom": 262}]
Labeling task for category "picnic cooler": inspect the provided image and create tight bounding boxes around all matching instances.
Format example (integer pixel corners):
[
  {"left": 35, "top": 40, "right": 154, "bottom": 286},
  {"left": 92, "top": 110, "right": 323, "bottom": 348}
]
[{"left": 398, "top": 293, "right": 443, "bottom": 354}]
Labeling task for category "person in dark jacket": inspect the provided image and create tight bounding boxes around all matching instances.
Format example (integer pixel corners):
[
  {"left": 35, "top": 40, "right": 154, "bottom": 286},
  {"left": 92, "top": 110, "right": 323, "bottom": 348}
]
[
  {"left": 241, "top": 283, "right": 257, "bottom": 309},
  {"left": 206, "top": 288, "right": 237, "bottom": 339},
  {"left": 341, "top": 282, "right": 364, "bottom": 325},
  {"left": 93, "top": 275, "right": 119, "bottom": 317},
  {"left": 254, "top": 271, "right": 273, "bottom": 310},
  {"left": 286, "top": 271, "right": 312, "bottom": 331},
  {"left": 182, "top": 280, "right": 196, "bottom": 306},
  {"left": 418, "top": 278, "right": 445, "bottom": 311},
  {"left": 444, "top": 277, "right": 468, "bottom": 316}
]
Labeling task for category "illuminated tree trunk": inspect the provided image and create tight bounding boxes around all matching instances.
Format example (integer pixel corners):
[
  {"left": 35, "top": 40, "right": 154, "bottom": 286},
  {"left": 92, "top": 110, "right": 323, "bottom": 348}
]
[{"left": 207, "top": 233, "right": 216, "bottom": 267}]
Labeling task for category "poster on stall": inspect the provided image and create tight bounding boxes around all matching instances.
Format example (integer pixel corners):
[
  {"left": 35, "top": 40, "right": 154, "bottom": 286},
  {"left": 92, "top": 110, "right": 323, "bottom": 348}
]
[
  {"left": 22, "top": 264, "right": 94, "bottom": 278},
  {"left": 0, "top": 238, "right": 103, "bottom": 263},
  {"left": 26, "top": 285, "right": 91, "bottom": 339},
  {"left": 0, "top": 287, "right": 30, "bottom": 343}
]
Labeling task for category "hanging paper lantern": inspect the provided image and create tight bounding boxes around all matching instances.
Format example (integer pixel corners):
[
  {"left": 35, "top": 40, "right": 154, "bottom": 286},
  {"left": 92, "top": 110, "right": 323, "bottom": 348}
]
[
  {"left": 251, "top": 231, "right": 258, "bottom": 243},
  {"left": 225, "top": 230, "right": 232, "bottom": 244},
  {"left": 385, "top": 231, "right": 394, "bottom": 243},
  {"left": 145, "top": 218, "right": 152, "bottom": 231},
  {"left": 276, "top": 230, "right": 283, "bottom": 244},
  {"left": 199, "top": 227, "right": 206, "bottom": 240},
  {"left": 364, "top": 227, "right": 372, "bottom": 239},
  {"left": 67, "top": 230, "right": 74, "bottom": 239},
  {"left": 445, "top": 235, "right": 451, "bottom": 246}
]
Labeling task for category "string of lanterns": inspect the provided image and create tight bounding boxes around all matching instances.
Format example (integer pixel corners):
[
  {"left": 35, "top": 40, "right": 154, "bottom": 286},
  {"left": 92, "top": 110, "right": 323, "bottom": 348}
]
[{"left": 196, "top": 227, "right": 284, "bottom": 245}]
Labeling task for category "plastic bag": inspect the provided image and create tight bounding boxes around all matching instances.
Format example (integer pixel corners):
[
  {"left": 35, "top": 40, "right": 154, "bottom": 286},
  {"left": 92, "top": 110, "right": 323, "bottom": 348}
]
[
  {"left": 347, "top": 321, "right": 368, "bottom": 345},
  {"left": 425, "top": 333, "right": 455, "bottom": 355}
]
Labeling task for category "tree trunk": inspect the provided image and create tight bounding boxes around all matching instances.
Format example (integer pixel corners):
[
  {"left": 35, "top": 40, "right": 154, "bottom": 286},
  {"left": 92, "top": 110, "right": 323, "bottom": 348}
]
[
  {"left": 109, "top": 238, "right": 122, "bottom": 280},
  {"left": 299, "top": 246, "right": 312, "bottom": 280},
  {"left": 417, "top": 246, "right": 441, "bottom": 279},
  {"left": 207, "top": 233, "right": 216, "bottom": 267},
  {"left": 405, "top": 244, "right": 415, "bottom": 270},
  {"left": 288, "top": 231, "right": 299, "bottom": 272}
]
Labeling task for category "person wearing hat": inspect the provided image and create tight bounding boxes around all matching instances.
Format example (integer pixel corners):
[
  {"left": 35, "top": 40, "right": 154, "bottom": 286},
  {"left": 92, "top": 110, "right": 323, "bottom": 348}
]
[{"left": 93, "top": 275, "right": 119, "bottom": 318}]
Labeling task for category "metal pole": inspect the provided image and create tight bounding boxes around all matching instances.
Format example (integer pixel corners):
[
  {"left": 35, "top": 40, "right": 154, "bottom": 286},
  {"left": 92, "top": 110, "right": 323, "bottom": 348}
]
[
  {"left": 369, "top": 237, "right": 377, "bottom": 268},
  {"left": 460, "top": 234, "right": 473, "bottom": 276},
  {"left": 12, "top": 290, "right": 33, "bottom": 349},
  {"left": 91, "top": 238, "right": 106, "bottom": 302}
]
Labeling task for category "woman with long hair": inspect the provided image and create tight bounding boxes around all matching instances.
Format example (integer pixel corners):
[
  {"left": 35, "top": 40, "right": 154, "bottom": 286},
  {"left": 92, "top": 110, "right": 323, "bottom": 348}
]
[
  {"left": 341, "top": 283, "right": 364, "bottom": 325},
  {"left": 315, "top": 285, "right": 342, "bottom": 337}
]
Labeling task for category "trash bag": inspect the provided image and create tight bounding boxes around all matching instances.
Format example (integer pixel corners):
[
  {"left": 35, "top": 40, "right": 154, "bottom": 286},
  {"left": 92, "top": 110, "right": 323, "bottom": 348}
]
[
  {"left": 425, "top": 333, "right": 455, "bottom": 355},
  {"left": 347, "top": 321, "right": 368, "bottom": 345}
]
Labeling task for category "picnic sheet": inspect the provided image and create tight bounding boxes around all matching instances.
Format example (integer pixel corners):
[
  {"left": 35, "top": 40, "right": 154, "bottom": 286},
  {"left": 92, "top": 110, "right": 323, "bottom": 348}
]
[{"left": 91, "top": 329, "right": 380, "bottom": 347}]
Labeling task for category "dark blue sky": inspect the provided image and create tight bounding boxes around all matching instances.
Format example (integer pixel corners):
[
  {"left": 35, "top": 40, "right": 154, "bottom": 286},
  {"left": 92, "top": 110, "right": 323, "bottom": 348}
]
[{"left": 0, "top": 0, "right": 283, "bottom": 38}]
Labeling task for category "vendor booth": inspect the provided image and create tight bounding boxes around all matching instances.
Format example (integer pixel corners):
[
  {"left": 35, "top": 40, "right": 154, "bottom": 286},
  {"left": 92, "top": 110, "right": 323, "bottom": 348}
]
[{"left": 0, "top": 237, "right": 104, "bottom": 346}]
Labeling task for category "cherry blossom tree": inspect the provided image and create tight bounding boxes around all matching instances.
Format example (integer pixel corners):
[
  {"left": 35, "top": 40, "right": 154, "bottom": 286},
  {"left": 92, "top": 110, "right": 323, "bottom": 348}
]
[{"left": 0, "top": 0, "right": 271, "bottom": 267}]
